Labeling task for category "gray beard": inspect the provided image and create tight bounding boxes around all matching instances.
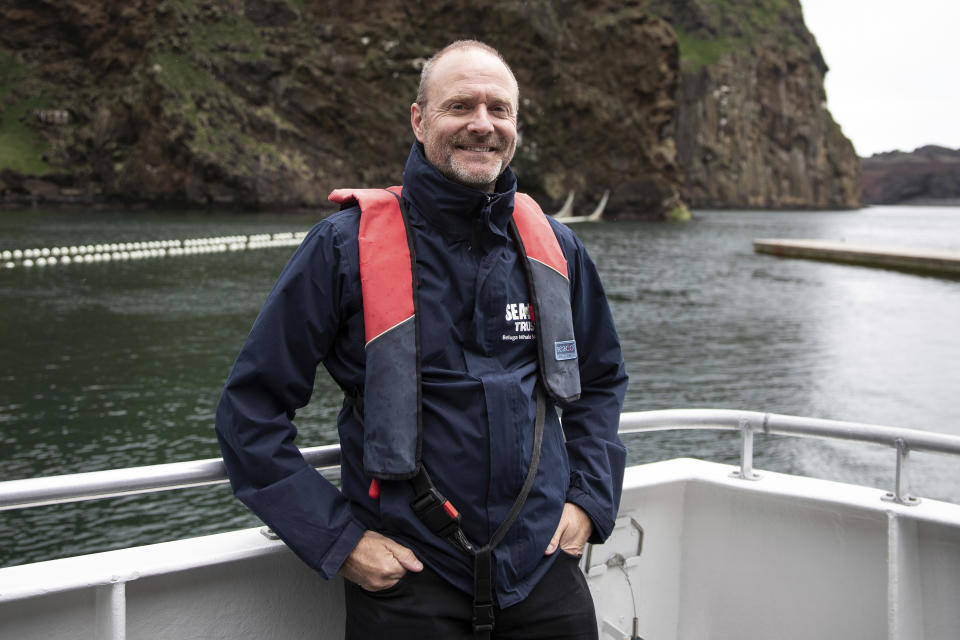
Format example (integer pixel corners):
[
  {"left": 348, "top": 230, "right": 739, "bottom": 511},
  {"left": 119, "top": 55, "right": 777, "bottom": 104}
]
[{"left": 446, "top": 156, "right": 504, "bottom": 190}]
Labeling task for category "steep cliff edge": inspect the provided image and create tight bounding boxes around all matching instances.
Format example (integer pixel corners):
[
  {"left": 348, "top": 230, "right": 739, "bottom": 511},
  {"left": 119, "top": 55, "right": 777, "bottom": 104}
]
[
  {"left": 0, "top": 0, "right": 683, "bottom": 217},
  {"left": 0, "top": 0, "right": 857, "bottom": 215},
  {"left": 861, "top": 146, "right": 960, "bottom": 205},
  {"left": 648, "top": 0, "right": 860, "bottom": 209}
]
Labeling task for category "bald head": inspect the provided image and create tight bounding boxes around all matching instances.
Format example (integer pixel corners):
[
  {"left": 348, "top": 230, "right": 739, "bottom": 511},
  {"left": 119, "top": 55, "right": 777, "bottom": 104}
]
[{"left": 415, "top": 40, "right": 519, "bottom": 108}]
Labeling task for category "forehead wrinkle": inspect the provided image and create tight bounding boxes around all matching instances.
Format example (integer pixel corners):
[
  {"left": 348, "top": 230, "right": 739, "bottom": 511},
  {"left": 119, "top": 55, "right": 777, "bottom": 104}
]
[
  {"left": 440, "top": 91, "right": 514, "bottom": 106},
  {"left": 425, "top": 50, "right": 519, "bottom": 108}
]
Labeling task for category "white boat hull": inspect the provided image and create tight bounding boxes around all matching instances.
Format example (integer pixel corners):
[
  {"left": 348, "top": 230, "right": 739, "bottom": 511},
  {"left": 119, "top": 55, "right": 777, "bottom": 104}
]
[{"left": 3, "top": 458, "right": 959, "bottom": 639}]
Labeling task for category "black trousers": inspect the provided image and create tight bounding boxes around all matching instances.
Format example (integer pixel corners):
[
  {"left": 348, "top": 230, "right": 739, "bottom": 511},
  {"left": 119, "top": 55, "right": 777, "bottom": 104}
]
[{"left": 343, "top": 552, "right": 598, "bottom": 639}]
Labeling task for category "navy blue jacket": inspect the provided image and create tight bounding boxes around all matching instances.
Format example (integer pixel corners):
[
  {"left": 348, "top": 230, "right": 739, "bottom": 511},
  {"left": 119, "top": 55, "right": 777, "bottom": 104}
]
[{"left": 215, "top": 143, "right": 628, "bottom": 608}]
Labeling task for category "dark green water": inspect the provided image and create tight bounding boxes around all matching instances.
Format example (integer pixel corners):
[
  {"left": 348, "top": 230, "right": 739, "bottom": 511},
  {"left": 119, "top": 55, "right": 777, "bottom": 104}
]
[{"left": 2, "top": 205, "right": 959, "bottom": 567}]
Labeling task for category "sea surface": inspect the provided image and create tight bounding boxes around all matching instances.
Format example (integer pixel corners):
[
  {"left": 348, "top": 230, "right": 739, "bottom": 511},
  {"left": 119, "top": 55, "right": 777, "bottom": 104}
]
[{"left": 2, "top": 205, "right": 959, "bottom": 567}]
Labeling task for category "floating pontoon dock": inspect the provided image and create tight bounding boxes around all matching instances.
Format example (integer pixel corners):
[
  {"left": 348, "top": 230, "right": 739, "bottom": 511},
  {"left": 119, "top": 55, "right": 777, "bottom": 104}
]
[{"left": 753, "top": 238, "right": 960, "bottom": 278}]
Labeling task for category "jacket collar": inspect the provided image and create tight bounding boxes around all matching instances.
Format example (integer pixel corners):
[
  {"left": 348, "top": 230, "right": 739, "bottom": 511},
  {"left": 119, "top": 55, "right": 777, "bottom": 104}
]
[{"left": 401, "top": 142, "right": 518, "bottom": 242}]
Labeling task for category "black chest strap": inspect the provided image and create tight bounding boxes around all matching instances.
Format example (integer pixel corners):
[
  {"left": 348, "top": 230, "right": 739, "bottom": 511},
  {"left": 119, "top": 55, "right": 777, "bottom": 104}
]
[{"left": 408, "top": 386, "right": 547, "bottom": 638}]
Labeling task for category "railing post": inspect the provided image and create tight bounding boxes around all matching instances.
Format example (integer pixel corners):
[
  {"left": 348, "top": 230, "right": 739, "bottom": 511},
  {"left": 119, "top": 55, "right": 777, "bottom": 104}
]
[
  {"left": 882, "top": 439, "right": 919, "bottom": 506},
  {"left": 95, "top": 582, "right": 126, "bottom": 640},
  {"left": 730, "top": 417, "right": 760, "bottom": 481}
]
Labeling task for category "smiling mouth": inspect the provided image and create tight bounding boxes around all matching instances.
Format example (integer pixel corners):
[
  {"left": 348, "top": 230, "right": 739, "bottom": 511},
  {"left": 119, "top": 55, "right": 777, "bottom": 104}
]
[{"left": 453, "top": 136, "right": 502, "bottom": 154}]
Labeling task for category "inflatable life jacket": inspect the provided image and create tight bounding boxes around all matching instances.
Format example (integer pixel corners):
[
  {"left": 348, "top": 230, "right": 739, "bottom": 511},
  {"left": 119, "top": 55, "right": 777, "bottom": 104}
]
[{"left": 327, "top": 186, "right": 581, "bottom": 480}]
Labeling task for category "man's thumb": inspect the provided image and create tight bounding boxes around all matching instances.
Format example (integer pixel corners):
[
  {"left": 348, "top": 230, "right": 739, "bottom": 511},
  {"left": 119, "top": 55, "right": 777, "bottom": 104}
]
[
  {"left": 544, "top": 529, "right": 562, "bottom": 555},
  {"left": 390, "top": 541, "right": 423, "bottom": 572}
]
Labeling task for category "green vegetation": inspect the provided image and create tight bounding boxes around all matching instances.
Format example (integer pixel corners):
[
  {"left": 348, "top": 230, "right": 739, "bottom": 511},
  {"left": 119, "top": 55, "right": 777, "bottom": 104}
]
[
  {"left": 0, "top": 49, "right": 22, "bottom": 85},
  {"left": 148, "top": 3, "right": 307, "bottom": 179},
  {"left": 590, "top": 3, "right": 647, "bottom": 30},
  {"left": 185, "top": 13, "right": 265, "bottom": 61},
  {"left": 711, "top": 0, "right": 805, "bottom": 47},
  {"left": 714, "top": 0, "right": 797, "bottom": 30},
  {"left": 650, "top": 0, "right": 809, "bottom": 70},
  {"left": 151, "top": 48, "right": 303, "bottom": 180},
  {"left": 666, "top": 203, "right": 692, "bottom": 222},
  {"left": 155, "top": 0, "right": 265, "bottom": 60},
  {"left": 0, "top": 98, "right": 55, "bottom": 175},
  {"left": 673, "top": 28, "right": 741, "bottom": 71},
  {"left": 153, "top": 52, "right": 216, "bottom": 95},
  {"left": 0, "top": 51, "right": 53, "bottom": 175}
]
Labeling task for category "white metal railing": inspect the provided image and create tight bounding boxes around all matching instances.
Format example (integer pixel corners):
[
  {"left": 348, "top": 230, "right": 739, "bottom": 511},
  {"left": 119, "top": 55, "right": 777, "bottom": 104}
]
[
  {"left": 3, "top": 410, "right": 960, "bottom": 512},
  {"left": 618, "top": 409, "right": 960, "bottom": 505},
  {"left": 0, "top": 444, "right": 340, "bottom": 511}
]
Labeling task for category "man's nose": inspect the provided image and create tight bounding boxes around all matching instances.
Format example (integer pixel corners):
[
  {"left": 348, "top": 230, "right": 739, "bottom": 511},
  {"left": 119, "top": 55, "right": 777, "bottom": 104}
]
[{"left": 466, "top": 105, "right": 494, "bottom": 135}]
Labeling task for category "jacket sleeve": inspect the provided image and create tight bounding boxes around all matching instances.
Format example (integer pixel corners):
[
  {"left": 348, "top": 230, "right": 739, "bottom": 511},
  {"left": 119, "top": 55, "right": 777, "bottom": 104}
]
[
  {"left": 214, "top": 220, "right": 365, "bottom": 579},
  {"left": 556, "top": 228, "right": 628, "bottom": 543}
]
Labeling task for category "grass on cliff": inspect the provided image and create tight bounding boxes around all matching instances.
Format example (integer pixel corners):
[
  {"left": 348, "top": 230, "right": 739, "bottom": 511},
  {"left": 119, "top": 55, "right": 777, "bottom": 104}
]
[
  {"left": 187, "top": 13, "right": 265, "bottom": 61},
  {"left": 0, "top": 51, "right": 53, "bottom": 175},
  {"left": 673, "top": 28, "right": 741, "bottom": 71},
  {"left": 715, "top": 0, "right": 809, "bottom": 50},
  {"left": 157, "top": 0, "right": 265, "bottom": 61},
  {"left": 655, "top": 0, "right": 808, "bottom": 70},
  {"left": 151, "top": 50, "right": 304, "bottom": 180}
]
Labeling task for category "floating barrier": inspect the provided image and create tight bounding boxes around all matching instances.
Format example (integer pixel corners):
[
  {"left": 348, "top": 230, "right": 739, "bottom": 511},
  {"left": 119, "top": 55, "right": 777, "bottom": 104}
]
[{"left": 2, "top": 231, "right": 309, "bottom": 270}]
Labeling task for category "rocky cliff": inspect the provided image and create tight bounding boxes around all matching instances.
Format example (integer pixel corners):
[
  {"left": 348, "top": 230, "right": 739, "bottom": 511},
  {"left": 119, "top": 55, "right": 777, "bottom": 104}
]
[
  {"left": 648, "top": 0, "right": 860, "bottom": 209},
  {"left": 0, "top": 0, "right": 857, "bottom": 215},
  {"left": 861, "top": 146, "right": 960, "bottom": 205},
  {"left": 0, "top": 0, "right": 684, "bottom": 217}
]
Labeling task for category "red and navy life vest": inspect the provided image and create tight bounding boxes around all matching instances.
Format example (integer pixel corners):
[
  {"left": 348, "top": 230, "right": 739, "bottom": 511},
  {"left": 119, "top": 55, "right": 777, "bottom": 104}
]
[{"left": 327, "top": 186, "right": 581, "bottom": 480}]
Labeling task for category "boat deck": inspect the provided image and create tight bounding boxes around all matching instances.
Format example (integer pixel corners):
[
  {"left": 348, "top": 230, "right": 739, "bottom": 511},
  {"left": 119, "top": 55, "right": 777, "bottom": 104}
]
[
  {"left": 3, "top": 456, "right": 960, "bottom": 639},
  {"left": 5, "top": 410, "right": 960, "bottom": 639}
]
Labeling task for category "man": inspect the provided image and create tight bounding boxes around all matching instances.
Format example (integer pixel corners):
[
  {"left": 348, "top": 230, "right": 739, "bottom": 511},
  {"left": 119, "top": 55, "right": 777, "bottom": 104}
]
[{"left": 215, "top": 40, "right": 627, "bottom": 639}]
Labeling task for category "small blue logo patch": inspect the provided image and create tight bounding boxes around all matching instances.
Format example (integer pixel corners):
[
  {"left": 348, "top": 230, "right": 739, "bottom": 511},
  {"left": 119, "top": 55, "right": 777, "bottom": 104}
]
[{"left": 554, "top": 340, "right": 578, "bottom": 361}]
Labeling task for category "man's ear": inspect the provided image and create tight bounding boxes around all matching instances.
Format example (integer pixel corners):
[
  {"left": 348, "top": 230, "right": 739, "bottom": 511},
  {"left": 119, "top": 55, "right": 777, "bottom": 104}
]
[{"left": 410, "top": 102, "right": 425, "bottom": 142}]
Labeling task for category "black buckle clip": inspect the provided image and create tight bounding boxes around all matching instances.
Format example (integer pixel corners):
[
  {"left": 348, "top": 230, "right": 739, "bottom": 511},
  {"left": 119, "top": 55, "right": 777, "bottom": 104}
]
[
  {"left": 472, "top": 603, "right": 495, "bottom": 632},
  {"left": 410, "top": 487, "right": 461, "bottom": 539}
]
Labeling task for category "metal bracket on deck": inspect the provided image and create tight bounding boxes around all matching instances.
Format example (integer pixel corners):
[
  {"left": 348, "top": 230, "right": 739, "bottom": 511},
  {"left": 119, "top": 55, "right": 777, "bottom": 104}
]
[
  {"left": 260, "top": 526, "right": 280, "bottom": 540},
  {"left": 586, "top": 518, "right": 645, "bottom": 640},
  {"left": 584, "top": 517, "right": 643, "bottom": 570},
  {"left": 730, "top": 417, "right": 761, "bottom": 481},
  {"left": 882, "top": 438, "right": 920, "bottom": 506}
]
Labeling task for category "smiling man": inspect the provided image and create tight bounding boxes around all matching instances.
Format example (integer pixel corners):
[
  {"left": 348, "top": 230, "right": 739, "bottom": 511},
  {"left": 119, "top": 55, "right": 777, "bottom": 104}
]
[
  {"left": 411, "top": 43, "right": 519, "bottom": 192},
  {"left": 216, "top": 40, "right": 627, "bottom": 639}
]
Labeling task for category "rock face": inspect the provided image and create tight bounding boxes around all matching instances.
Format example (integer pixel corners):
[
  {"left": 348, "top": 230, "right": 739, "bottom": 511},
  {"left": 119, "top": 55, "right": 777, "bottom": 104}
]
[
  {"left": 0, "top": 0, "right": 857, "bottom": 215},
  {"left": 0, "top": 0, "right": 684, "bottom": 217},
  {"left": 648, "top": 0, "right": 860, "bottom": 209},
  {"left": 861, "top": 146, "right": 960, "bottom": 205}
]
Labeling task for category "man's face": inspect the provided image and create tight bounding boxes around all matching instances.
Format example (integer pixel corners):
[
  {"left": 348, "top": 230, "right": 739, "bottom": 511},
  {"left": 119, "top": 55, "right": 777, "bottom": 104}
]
[{"left": 411, "top": 49, "right": 519, "bottom": 193}]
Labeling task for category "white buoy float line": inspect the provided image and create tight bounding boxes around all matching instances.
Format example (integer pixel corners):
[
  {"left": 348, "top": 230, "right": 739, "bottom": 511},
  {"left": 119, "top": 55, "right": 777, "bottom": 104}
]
[{"left": 2, "top": 231, "right": 309, "bottom": 269}]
